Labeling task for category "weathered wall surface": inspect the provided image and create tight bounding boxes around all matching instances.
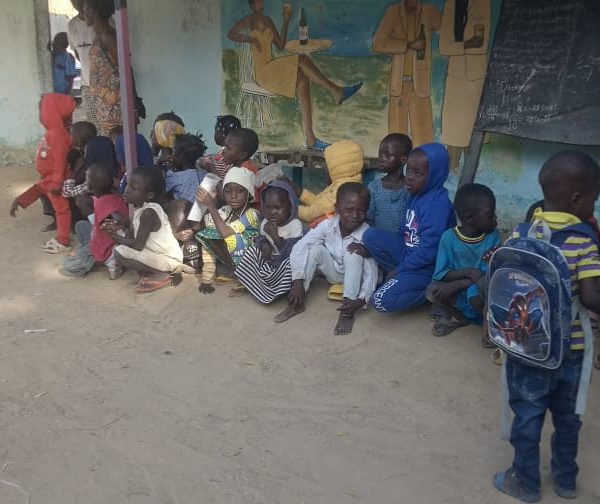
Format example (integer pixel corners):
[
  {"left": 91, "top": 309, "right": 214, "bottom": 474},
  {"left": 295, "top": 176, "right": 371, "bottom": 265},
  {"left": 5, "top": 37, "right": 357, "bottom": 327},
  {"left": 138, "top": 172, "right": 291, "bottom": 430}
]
[{"left": 0, "top": 0, "right": 49, "bottom": 153}]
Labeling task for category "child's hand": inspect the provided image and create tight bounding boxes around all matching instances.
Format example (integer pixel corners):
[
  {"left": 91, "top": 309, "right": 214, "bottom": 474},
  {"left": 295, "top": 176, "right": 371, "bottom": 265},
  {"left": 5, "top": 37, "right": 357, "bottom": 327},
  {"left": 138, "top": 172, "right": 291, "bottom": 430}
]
[
  {"left": 264, "top": 221, "right": 279, "bottom": 239},
  {"left": 259, "top": 241, "right": 274, "bottom": 261},
  {"left": 463, "top": 268, "right": 484, "bottom": 283},
  {"left": 288, "top": 279, "right": 305, "bottom": 308},
  {"left": 9, "top": 199, "right": 20, "bottom": 217},
  {"left": 347, "top": 242, "right": 370, "bottom": 257},
  {"left": 430, "top": 283, "right": 455, "bottom": 303},
  {"left": 196, "top": 187, "right": 216, "bottom": 208},
  {"left": 101, "top": 219, "right": 125, "bottom": 234}
]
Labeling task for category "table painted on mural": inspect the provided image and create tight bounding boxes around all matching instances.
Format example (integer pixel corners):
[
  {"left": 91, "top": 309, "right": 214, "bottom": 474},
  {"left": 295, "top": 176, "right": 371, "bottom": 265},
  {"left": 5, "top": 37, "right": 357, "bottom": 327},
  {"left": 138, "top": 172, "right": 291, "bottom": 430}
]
[{"left": 285, "top": 39, "right": 333, "bottom": 54}]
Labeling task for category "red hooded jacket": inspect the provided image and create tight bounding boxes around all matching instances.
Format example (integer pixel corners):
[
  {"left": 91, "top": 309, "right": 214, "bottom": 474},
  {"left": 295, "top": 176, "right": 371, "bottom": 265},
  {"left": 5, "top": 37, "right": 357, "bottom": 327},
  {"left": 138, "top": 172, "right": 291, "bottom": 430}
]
[{"left": 36, "top": 93, "right": 76, "bottom": 192}]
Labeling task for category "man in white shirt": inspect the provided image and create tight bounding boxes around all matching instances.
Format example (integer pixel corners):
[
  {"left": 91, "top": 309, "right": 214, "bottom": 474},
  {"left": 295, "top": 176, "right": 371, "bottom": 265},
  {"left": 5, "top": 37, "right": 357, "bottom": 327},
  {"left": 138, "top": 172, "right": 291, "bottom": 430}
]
[{"left": 275, "top": 182, "right": 378, "bottom": 335}]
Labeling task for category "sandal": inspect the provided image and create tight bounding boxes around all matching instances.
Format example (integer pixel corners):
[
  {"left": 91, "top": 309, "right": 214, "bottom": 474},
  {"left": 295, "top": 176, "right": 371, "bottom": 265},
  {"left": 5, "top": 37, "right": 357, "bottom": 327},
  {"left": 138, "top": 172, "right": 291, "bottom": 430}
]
[
  {"left": 228, "top": 283, "right": 248, "bottom": 298},
  {"left": 42, "top": 238, "right": 71, "bottom": 254},
  {"left": 490, "top": 348, "right": 503, "bottom": 366},
  {"left": 136, "top": 273, "right": 181, "bottom": 294},
  {"left": 431, "top": 316, "right": 469, "bottom": 337}
]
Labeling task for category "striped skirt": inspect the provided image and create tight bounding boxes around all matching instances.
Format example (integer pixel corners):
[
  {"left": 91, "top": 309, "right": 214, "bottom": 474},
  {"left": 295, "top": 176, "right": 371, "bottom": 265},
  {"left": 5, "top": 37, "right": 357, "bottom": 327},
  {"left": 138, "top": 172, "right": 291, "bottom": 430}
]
[{"left": 234, "top": 246, "right": 293, "bottom": 304}]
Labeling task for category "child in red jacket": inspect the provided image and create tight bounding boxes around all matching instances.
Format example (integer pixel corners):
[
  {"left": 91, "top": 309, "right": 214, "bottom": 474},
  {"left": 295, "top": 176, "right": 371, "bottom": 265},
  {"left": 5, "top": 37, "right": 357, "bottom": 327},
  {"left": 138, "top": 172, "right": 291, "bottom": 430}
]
[{"left": 10, "top": 93, "right": 76, "bottom": 253}]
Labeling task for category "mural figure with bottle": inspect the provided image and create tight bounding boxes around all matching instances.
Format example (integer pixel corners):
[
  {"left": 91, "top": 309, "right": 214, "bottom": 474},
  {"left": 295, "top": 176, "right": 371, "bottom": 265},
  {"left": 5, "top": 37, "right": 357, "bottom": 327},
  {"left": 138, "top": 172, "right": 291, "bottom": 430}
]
[{"left": 227, "top": 0, "right": 363, "bottom": 151}]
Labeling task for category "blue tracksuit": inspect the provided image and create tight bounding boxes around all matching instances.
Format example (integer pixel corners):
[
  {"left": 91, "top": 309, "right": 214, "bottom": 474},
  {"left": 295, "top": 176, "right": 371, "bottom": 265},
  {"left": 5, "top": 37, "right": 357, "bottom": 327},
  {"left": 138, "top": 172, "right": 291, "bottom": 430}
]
[{"left": 364, "top": 143, "right": 455, "bottom": 312}]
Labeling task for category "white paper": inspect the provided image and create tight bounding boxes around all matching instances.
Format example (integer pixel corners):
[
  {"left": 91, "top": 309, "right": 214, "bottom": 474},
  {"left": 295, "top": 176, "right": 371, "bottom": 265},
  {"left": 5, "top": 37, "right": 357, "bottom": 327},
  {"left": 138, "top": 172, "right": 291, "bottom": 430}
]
[{"left": 187, "top": 173, "right": 221, "bottom": 222}]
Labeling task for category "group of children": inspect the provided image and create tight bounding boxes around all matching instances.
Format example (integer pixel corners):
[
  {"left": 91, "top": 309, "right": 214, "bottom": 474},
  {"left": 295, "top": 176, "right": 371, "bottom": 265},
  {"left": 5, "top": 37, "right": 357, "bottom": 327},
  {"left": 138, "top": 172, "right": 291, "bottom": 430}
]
[{"left": 10, "top": 92, "right": 600, "bottom": 502}]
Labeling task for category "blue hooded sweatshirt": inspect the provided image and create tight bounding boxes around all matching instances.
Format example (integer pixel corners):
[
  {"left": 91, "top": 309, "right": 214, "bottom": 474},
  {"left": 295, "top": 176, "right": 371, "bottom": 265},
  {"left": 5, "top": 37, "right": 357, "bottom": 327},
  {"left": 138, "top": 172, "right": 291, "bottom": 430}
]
[{"left": 400, "top": 143, "right": 455, "bottom": 276}]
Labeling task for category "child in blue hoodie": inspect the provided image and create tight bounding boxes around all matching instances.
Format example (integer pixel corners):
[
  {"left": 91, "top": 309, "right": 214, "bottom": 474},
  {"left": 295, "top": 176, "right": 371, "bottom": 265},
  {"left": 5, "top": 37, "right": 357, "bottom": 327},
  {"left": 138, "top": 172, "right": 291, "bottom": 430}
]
[{"left": 359, "top": 143, "right": 455, "bottom": 312}]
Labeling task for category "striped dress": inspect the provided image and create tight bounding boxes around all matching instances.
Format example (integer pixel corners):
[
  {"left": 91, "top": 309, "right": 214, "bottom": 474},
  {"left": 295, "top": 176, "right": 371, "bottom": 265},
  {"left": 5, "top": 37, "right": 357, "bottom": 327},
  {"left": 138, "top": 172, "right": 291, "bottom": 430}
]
[{"left": 235, "top": 219, "right": 303, "bottom": 304}]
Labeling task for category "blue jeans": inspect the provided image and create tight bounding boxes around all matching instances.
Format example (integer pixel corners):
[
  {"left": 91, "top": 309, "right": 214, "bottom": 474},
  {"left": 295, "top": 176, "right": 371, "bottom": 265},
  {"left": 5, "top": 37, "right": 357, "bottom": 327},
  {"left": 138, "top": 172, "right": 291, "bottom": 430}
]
[
  {"left": 62, "top": 220, "right": 95, "bottom": 274},
  {"left": 507, "top": 352, "right": 584, "bottom": 493},
  {"left": 364, "top": 227, "right": 429, "bottom": 313}
]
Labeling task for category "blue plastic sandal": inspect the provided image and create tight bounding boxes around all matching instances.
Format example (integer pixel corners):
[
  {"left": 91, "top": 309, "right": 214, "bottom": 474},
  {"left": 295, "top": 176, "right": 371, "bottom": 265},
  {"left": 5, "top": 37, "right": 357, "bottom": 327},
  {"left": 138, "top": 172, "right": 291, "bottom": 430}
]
[
  {"left": 310, "top": 139, "right": 331, "bottom": 152},
  {"left": 493, "top": 469, "right": 541, "bottom": 503},
  {"left": 339, "top": 82, "right": 363, "bottom": 104}
]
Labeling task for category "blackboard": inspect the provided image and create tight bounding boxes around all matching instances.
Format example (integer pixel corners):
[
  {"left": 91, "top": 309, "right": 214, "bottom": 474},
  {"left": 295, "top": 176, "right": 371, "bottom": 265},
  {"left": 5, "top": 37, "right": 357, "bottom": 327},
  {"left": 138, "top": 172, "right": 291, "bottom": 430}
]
[{"left": 475, "top": 0, "right": 600, "bottom": 145}]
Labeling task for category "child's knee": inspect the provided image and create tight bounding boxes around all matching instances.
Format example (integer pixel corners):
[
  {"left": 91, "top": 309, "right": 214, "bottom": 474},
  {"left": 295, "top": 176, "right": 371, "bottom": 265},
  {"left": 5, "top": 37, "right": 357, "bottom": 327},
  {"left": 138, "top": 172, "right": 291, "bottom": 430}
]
[{"left": 307, "top": 244, "right": 330, "bottom": 264}]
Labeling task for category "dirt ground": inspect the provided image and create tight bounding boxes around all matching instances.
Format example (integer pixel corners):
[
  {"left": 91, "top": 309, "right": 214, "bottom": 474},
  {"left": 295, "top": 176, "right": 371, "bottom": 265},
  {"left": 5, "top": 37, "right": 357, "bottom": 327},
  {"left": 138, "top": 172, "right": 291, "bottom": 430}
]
[{"left": 1, "top": 164, "right": 599, "bottom": 504}]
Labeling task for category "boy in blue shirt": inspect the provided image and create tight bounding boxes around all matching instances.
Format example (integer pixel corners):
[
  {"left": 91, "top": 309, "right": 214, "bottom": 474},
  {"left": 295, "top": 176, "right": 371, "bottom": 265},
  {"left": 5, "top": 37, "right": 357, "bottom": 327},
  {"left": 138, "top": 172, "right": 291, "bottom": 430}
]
[
  {"left": 51, "top": 32, "right": 77, "bottom": 95},
  {"left": 493, "top": 151, "right": 600, "bottom": 502},
  {"left": 426, "top": 183, "right": 500, "bottom": 336}
]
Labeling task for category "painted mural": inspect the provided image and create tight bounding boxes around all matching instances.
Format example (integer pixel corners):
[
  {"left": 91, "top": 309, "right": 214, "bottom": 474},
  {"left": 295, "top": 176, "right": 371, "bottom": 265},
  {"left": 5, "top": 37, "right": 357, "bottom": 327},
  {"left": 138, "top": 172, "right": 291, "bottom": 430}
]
[{"left": 221, "top": 0, "right": 600, "bottom": 230}]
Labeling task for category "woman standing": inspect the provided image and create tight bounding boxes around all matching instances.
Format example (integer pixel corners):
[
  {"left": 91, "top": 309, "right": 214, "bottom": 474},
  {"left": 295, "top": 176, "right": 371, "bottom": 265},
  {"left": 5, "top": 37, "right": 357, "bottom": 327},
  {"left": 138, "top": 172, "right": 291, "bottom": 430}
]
[
  {"left": 84, "top": 0, "right": 121, "bottom": 136},
  {"left": 228, "top": 0, "right": 362, "bottom": 151}
]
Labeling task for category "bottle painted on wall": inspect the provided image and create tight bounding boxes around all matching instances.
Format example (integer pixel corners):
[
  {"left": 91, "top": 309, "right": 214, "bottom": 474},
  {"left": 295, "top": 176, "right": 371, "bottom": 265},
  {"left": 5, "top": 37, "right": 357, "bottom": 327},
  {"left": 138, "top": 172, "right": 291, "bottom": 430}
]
[
  {"left": 299, "top": 8, "right": 308, "bottom": 45},
  {"left": 416, "top": 23, "right": 425, "bottom": 60}
]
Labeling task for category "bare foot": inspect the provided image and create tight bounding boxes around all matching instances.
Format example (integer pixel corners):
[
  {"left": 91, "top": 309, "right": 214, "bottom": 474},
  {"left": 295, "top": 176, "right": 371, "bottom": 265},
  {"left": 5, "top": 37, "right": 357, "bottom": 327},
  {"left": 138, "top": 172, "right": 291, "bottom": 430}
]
[
  {"left": 334, "top": 313, "right": 355, "bottom": 335},
  {"left": 199, "top": 283, "right": 216, "bottom": 295},
  {"left": 274, "top": 304, "right": 305, "bottom": 323}
]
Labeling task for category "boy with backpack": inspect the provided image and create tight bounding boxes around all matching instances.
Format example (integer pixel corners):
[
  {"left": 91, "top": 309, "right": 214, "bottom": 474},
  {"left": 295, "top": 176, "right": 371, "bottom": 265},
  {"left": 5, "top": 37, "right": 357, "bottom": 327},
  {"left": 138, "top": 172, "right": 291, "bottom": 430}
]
[{"left": 489, "top": 151, "right": 600, "bottom": 502}]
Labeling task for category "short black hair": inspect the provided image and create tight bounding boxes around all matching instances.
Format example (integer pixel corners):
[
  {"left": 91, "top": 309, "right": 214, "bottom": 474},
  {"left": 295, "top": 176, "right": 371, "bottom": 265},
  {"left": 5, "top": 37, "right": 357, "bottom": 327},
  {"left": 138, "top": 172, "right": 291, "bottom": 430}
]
[
  {"left": 262, "top": 185, "right": 290, "bottom": 203},
  {"left": 154, "top": 111, "right": 185, "bottom": 127},
  {"left": 216, "top": 115, "right": 241, "bottom": 134},
  {"left": 381, "top": 133, "right": 412, "bottom": 155},
  {"left": 52, "top": 32, "right": 69, "bottom": 50},
  {"left": 336, "top": 182, "right": 370, "bottom": 206},
  {"left": 108, "top": 125, "right": 123, "bottom": 137},
  {"left": 71, "top": 121, "right": 97, "bottom": 139},
  {"left": 83, "top": 0, "right": 115, "bottom": 21},
  {"left": 132, "top": 165, "right": 165, "bottom": 198},
  {"left": 453, "top": 183, "right": 496, "bottom": 221},
  {"left": 173, "top": 133, "right": 207, "bottom": 168},
  {"left": 540, "top": 150, "right": 600, "bottom": 200},
  {"left": 227, "top": 128, "right": 259, "bottom": 158},
  {"left": 87, "top": 162, "right": 115, "bottom": 195}
]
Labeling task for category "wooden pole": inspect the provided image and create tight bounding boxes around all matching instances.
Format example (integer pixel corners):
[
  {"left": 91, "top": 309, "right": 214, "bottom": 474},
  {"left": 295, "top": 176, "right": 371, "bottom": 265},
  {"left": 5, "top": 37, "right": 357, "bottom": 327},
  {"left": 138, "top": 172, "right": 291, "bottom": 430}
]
[
  {"left": 458, "top": 130, "right": 485, "bottom": 188},
  {"left": 114, "top": 0, "right": 137, "bottom": 179}
]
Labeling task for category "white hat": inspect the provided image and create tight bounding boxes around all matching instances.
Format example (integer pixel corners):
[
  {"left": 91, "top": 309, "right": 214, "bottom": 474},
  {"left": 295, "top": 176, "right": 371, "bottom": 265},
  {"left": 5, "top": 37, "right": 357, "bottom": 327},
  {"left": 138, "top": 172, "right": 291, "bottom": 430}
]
[{"left": 223, "top": 166, "right": 256, "bottom": 201}]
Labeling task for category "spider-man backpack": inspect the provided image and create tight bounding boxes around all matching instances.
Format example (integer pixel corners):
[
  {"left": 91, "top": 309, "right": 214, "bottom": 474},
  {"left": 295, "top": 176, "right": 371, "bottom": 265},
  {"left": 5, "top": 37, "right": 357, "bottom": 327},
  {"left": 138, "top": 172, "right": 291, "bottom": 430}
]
[{"left": 487, "top": 220, "right": 597, "bottom": 371}]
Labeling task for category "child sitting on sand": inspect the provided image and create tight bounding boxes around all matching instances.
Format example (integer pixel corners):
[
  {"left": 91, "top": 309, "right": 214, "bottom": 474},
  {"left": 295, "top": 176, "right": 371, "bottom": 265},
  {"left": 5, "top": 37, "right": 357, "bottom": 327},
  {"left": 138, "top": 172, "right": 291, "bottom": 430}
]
[
  {"left": 197, "top": 115, "right": 241, "bottom": 179},
  {"left": 425, "top": 183, "right": 500, "bottom": 337},
  {"left": 103, "top": 166, "right": 183, "bottom": 293},
  {"left": 235, "top": 181, "right": 303, "bottom": 302},
  {"left": 275, "top": 182, "right": 378, "bottom": 335},
  {"left": 60, "top": 162, "right": 128, "bottom": 279},
  {"left": 195, "top": 167, "right": 260, "bottom": 294},
  {"left": 367, "top": 133, "right": 412, "bottom": 232}
]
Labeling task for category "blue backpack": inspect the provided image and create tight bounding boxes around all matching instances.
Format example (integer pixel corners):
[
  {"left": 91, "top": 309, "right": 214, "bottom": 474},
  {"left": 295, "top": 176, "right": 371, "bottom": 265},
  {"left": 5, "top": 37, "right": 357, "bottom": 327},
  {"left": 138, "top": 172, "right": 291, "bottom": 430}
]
[{"left": 488, "top": 220, "right": 596, "bottom": 424}]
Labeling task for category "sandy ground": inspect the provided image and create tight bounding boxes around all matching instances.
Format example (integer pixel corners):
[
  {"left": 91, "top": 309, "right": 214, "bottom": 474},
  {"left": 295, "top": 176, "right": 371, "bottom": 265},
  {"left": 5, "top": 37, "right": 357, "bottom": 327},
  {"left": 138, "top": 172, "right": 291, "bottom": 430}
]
[{"left": 1, "top": 164, "right": 599, "bottom": 504}]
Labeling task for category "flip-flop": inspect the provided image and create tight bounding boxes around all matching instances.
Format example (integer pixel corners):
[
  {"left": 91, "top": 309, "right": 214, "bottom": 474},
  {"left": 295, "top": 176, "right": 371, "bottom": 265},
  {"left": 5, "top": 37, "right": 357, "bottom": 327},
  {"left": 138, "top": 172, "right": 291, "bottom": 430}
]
[
  {"left": 327, "top": 284, "right": 344, "bottom": 302},
  {"left": 490, "top": 348, "right": 503, "bottom": 366},
  {"left": 431, "top": 316, "right": 469, "bottom": 337},
  {"left": 42, "top": 238, "right": 71, "bottom": 254},
  {"left": 338, "top": 82, "right": 363, "bottom": 104},
  {"left": 493, "top": 469, "right": 541, "bottom": 503},
  {"left": 228, "top": 284, "right": 248, "bottom": 298},
  {"left": 136, "top": 274, "right": 180, "bottom": 294}
]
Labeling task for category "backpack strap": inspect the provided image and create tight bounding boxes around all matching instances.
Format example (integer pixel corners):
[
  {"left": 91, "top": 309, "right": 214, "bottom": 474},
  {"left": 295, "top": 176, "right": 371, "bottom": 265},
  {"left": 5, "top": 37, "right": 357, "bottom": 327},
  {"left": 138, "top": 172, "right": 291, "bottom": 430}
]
[{"left": 573, "top": 299, "right": 595, "bottom": 415}]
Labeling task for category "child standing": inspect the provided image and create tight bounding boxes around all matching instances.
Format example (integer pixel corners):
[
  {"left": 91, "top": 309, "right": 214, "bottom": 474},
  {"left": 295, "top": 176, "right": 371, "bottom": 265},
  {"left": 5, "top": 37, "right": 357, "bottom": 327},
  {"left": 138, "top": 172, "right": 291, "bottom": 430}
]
[
  {"left": 425, "top": 183, "right": 500, "bottom": 337},
  {"left": 367, "top": 133, "right": 412, "bottom": 232},
  {"left": 195, "top": 167, "right": 260, "bottom": 294},
  {"left": 198, "top": 115, "right": 241, "bottom": 179},
  {"left": 275, "top": 182, "right": 378, "bottom": 335},
  {"left": 104, "top": 166, "right": 183, "bottom": 293},
  {"left": 235, "top": 181, "right": 303, "bottom": 302},
  {"left": 361, "top": 143, "right": 455, "bottom": 313},
  {"left": 50, "top": 32, "right": 77, "bottom": 95},
  {"left": 60, "top": 162, "right": 128, "bottom": 278},
  {"left": 10, "top": 94, "right": 76, "bottom": 253},
  {"left": 493, "top": 151, "right": 600, "bottom": 502}
]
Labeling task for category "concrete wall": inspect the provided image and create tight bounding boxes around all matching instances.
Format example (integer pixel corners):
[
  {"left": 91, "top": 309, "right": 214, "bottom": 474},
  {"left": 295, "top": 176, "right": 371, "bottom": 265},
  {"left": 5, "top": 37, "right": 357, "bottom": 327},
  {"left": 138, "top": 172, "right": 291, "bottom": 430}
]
[
  {"left": 128, "top": 0, "right": 222, "bottom": 151},
  {"left": 0, "top": 0, "right": 49, "bottom": 149}
]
